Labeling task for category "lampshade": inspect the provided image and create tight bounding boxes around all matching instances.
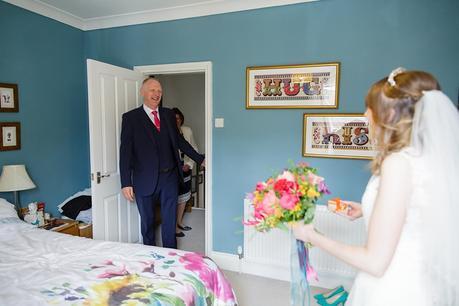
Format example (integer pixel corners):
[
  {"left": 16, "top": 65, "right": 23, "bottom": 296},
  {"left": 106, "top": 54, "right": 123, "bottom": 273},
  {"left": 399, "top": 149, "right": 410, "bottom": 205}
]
[{"left": 0, "top": 165, "right": 36, "bottom": 192}]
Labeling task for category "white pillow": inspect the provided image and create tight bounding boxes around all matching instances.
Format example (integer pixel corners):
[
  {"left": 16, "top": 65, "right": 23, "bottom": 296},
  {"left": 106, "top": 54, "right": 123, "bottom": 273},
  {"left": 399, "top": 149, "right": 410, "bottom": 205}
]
[{"left": 0, "top": 198, "right": 19, "bottom": 219}]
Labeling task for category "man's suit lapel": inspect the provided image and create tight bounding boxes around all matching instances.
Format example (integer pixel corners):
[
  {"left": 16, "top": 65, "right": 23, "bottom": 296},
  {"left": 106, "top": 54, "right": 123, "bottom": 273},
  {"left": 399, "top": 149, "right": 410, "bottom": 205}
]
[{"left": 137, "top": 106, "right": 158, "bottom": 145}]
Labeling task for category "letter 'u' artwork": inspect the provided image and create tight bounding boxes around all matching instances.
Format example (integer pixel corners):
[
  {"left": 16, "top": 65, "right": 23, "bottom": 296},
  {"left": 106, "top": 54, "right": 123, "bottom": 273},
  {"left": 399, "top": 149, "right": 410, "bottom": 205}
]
[{"left": 246, "top": 63, "right": 340, "bottom": 109}]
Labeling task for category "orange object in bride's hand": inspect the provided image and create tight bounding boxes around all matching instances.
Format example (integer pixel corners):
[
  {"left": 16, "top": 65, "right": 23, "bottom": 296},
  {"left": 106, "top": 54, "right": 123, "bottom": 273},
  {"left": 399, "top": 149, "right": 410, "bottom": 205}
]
[{"left": 328, "top": 198, "right": 349, "bottom": 216}]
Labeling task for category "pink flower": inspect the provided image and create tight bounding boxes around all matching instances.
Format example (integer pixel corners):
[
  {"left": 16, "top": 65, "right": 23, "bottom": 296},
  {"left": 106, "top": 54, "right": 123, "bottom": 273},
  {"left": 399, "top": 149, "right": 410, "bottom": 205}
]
[
  {"left": 308, "top": 173, "right": 324, "bottom": 186},
  {"left": 261, "top": 190, "right": 277, "bottom": 214},
  {"left": 255, "top": 182, "right": 266, "bottom": 191},
  {"left": 279, "top": 193, "right": 299, "bottom": 210},
  {"left": 253, "top": 206, "right": 265, "bottom": 220}
]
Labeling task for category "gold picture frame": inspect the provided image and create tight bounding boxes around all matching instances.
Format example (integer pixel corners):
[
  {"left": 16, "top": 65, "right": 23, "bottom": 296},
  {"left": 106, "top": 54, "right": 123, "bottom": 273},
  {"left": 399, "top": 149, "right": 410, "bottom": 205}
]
[
  {"left": 302, "top": 113, "right": 376, "bottom": 159},
  {"left": 246, "top": 62, "right": 340, "bottom": 109},
  {"left": 0, "top": 83, "right": 19, "bottom": 112}
]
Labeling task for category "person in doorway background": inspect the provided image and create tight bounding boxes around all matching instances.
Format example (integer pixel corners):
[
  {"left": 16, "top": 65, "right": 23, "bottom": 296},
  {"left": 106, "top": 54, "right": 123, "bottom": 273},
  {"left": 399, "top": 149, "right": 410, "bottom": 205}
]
[
  {"left": 293, "top": 68, "right": 459, "bottom": 306},
  {"left": 120, "top": 77, "right": 205, "bottom": 249},
  {"left": 172, "top": 107, "right": 198, "bottom": 238}
]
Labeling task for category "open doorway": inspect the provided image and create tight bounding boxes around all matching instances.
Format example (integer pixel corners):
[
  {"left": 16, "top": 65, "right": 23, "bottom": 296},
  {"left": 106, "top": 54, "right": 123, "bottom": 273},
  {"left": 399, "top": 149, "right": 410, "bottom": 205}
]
[
  {"left": 157, "top": 73, "right": 205, "bottom": 253},
  {"left": 134, "top": 62, "right": 213, "bottom": 256}
]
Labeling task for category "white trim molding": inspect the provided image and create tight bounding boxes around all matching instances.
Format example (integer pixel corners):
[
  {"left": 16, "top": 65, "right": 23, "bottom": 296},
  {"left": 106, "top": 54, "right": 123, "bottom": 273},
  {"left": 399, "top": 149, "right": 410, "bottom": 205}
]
[
  {"left": 134, "top": 61, "right": 213, "bottom": 257},
  {"left": 3, "top": 0, "right": 85, "bottom": 30},
  {"left": 4, "top": 0, "right": 318, "bottom": 31}
]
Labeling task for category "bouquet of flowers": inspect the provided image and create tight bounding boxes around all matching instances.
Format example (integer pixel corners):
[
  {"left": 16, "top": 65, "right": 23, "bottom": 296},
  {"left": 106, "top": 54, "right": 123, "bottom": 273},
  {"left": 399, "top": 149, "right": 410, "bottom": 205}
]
[{"left": 244, "top": 161, "right": 330, "bottom": 305}]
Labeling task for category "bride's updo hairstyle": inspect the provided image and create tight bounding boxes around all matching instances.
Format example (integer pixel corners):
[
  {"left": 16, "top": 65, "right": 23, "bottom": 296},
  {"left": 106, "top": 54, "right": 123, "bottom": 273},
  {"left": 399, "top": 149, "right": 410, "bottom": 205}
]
[{"left": 365, "top": 70, "right": 440, "bottom": 174}]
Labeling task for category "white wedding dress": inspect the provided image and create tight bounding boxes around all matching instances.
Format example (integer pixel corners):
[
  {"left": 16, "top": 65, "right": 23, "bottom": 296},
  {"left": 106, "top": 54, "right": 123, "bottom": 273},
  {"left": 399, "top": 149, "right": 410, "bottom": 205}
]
[{"left": 345, "top": 149, "right": 430, "bottom": 306}]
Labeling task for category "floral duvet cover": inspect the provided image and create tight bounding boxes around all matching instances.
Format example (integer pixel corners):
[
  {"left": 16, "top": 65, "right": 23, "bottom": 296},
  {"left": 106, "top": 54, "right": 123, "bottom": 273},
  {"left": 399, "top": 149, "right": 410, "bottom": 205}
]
[{"left": 0, "top": 219, "right": 237, "bottom": 306}]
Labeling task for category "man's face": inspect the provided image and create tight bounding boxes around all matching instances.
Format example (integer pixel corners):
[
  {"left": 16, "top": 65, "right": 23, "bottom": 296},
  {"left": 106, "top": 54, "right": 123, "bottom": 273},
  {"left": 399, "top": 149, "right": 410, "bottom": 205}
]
[{"left": 141, "top": 79, "right": 162, "bottom": 109}]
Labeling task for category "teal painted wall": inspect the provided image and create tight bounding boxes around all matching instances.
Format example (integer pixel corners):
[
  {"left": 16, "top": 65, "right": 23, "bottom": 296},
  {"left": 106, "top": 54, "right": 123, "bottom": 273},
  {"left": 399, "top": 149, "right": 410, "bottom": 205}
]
[
  {"left": 1, "top": 0, "right": 457, "bottom": 253},
  {"left": 0, "top": 2, "right": 89, "bottom": 217},
  {"left": 85, "top": 0, "right": 459, "bottom": 254}
]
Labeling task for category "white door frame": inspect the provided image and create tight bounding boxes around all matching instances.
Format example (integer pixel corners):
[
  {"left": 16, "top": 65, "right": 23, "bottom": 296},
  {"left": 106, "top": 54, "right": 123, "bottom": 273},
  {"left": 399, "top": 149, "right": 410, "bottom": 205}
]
[{"left": 134, "top": 61, "right": 213, "bottom": 256}]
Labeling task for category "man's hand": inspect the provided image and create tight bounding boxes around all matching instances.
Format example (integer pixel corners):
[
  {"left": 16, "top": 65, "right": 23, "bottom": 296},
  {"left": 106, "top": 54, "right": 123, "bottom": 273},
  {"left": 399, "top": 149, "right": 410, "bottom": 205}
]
[
  {"left": 122, "top": 187, "right": 135, "bottom": 202},
  {"left": 182, "top": 164, "right": 191, "bottom": 172}
]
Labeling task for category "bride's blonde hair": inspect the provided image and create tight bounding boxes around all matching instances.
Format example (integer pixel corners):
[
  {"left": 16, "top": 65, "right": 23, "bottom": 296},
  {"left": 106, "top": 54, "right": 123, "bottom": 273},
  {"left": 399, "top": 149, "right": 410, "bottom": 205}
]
[{"left": 365, "top": 70, "right": 440, "bottom": 174}]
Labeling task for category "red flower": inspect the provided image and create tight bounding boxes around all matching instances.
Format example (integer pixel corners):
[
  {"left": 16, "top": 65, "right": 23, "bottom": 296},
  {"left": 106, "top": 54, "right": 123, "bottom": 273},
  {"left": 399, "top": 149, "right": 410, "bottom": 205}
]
[{"left": 274, "top": 179, "right": 295, "bottom": 193}]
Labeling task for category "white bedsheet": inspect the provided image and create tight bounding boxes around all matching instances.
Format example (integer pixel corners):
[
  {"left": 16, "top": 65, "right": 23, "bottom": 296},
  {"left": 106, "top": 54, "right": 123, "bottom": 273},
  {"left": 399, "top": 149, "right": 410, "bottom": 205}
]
[{"left": 0, "top": 219, "right": 237, "bottom": 306}]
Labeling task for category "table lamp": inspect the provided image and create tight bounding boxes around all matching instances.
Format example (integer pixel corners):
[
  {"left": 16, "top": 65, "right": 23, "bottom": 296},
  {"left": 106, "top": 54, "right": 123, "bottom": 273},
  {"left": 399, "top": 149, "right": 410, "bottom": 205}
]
[{"left": 0, "top": 165, "right": 36, "bottom": 211}]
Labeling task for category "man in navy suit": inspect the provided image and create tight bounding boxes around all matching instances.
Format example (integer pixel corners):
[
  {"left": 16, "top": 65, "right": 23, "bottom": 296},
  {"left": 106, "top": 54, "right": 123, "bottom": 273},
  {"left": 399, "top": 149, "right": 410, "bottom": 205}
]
[{"left": 120, "top": 77, "right": 204, "bottom": 248}]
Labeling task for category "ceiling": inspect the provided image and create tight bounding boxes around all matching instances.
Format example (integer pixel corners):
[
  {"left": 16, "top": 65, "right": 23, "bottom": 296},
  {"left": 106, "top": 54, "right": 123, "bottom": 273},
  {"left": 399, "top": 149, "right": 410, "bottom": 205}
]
[{"left": 4, "top": 0, "right": 316, "bottom": 31}]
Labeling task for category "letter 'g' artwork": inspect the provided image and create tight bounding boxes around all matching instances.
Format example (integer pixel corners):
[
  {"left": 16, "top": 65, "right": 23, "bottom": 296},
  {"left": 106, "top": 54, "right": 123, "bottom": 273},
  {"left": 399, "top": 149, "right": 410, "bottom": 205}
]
[
  {"left": 303, "top": 114, "right": 376, "bottom": 159},
  {"left": 246, "top": 63, "right": 339, "bottom": 109}
]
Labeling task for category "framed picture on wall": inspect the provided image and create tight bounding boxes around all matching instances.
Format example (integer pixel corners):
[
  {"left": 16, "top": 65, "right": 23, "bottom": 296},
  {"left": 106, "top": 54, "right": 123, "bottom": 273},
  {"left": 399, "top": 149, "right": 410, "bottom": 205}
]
[
  {"left": 302, "top": 114, "right": 376, "bottom": 159},
  {"left": 0, "top": 122, "right": 21, "bottom": 151},
  {"left": 246, "top": 62, "right": 340, "bottom": 109},
  {"left": 0, "top": 83, "right": 19, "bottom": 112}
]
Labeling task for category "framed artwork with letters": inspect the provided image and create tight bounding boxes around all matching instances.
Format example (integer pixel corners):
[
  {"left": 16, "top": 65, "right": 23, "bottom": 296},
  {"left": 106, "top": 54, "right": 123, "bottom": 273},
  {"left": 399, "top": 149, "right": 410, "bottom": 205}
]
[
  {"left": 302, "top": 114, "right": 376, "bottom": 159},
  {"left": 246, "top": 62, "right": 339, "bottom": 109}
]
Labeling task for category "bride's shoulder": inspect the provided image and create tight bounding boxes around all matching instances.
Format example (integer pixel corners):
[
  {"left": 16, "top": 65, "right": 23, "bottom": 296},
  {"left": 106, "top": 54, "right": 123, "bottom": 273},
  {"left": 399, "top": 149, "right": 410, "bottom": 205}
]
[{"left": 381, "top": 149, "right": 413, "bottom": 174}]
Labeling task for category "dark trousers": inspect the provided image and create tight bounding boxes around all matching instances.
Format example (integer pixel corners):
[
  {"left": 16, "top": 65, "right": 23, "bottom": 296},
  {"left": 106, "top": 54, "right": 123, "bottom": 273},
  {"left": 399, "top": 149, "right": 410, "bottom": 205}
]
[{"left": 135, "top": 169, "right": 179, "bottom": 248}]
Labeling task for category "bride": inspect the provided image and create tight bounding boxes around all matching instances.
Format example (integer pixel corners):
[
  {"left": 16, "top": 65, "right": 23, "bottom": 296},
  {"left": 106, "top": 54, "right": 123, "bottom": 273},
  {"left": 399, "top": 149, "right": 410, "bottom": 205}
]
[{"left": 293, "top": 68, "right": 459, "bottom": 306}]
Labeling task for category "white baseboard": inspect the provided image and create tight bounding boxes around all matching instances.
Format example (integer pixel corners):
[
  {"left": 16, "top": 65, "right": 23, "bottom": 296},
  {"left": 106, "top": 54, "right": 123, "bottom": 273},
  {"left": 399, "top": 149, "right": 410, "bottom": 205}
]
[
  {"left": 211, "top": 251, "right": 354, "bottom": 289},
  {"left": 210, "top": 251, "right": 240, "bottom": 272}
]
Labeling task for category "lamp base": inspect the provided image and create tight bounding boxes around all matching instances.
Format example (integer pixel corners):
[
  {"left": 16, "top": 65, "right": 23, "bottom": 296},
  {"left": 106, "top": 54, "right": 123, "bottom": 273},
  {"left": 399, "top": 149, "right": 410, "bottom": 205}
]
[{"left": 13, "top": 190, "right": 21, "bottom": 212}]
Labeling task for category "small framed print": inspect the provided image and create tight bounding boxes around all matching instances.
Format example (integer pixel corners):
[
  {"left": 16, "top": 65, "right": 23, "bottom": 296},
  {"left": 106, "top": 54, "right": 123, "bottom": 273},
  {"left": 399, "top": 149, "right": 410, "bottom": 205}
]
[
  {"left": 0, "top": 122, "right": 21, "bottom": 151},
  {"left": 302, "top": 114, "right": 376, "bottom": 159},
  {"left": 246, "top": 62, "right": 340, "bottom": 109},
  {"left": 0, "top": 83, "right": 19, "bottom": 112}
]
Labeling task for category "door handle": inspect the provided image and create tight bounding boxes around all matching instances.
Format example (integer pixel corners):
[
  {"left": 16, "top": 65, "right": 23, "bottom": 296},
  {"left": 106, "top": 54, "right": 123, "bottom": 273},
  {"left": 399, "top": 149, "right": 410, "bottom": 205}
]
[{"left": 96, "top": 171, "right": 110, "bottom": 184}]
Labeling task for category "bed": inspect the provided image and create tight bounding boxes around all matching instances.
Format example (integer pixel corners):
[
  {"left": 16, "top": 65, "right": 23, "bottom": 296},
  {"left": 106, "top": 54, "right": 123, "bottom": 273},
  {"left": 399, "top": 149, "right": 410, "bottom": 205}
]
[{"left": 0, "top": 199, "right": 237, "bottom": 306}]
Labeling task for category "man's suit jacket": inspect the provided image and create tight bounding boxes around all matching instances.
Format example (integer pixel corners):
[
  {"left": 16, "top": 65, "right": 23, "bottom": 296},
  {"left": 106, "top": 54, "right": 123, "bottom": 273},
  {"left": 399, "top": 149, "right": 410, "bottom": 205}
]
[{"left": 120, "top": 106, "right": 204, "bottom": 197}]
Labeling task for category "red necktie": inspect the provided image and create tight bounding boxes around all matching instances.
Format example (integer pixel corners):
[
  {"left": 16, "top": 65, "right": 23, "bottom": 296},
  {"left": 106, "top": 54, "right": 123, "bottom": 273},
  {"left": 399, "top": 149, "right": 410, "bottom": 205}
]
[{"left": 152, "top": 110, "right": 160, "bottom": 132}]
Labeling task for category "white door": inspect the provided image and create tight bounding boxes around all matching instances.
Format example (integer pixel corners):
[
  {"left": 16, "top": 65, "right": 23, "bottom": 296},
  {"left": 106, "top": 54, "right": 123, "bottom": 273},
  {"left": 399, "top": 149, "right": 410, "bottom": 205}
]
[{"left": 87, "top": 59, "right": 145, "bottom": 242}]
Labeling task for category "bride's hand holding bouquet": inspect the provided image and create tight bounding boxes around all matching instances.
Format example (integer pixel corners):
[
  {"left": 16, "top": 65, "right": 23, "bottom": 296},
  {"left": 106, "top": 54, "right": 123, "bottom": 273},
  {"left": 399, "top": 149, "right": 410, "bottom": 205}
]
[{"left": 244, "top": 161, "right": 330, "bottom": 290}]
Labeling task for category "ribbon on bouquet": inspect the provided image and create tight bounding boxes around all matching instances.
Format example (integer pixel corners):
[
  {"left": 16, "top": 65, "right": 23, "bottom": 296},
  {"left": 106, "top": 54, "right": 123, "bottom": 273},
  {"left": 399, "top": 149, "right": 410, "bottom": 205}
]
[{"left": 290, "top": 231, "right": 318, "bottom": 306}]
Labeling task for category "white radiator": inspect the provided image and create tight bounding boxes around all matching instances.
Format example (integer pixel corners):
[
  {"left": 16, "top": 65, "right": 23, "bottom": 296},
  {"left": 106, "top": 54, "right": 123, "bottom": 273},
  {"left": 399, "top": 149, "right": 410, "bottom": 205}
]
[{"left": 243, "top": 200, "right": 366, "bottom": 288}]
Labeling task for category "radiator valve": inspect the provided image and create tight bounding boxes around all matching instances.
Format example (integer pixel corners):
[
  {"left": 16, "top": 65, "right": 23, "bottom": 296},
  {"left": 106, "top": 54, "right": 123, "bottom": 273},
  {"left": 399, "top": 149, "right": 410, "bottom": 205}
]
[{"left": 237, "top": 245, "right": 243, "bottom": 260}]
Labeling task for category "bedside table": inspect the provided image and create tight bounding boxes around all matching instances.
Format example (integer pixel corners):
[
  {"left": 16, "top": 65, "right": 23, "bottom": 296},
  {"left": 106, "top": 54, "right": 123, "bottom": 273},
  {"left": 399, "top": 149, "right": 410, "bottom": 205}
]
[{"left": 41, "top": 219, "right": 80, "bottom": 236}]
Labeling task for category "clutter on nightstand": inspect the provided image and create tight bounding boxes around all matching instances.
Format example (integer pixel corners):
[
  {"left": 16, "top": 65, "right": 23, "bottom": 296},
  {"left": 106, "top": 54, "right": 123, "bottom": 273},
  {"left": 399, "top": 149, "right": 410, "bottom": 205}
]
[{"left": 22, "top": 202, "right": 46, "bottom": 226}]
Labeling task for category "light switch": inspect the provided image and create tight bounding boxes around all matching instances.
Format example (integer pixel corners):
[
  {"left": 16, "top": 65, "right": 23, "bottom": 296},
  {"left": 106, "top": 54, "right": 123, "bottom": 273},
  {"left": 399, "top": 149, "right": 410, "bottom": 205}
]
[{"left": 215, "top": 118, "right": 224, "bottom": 128}]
